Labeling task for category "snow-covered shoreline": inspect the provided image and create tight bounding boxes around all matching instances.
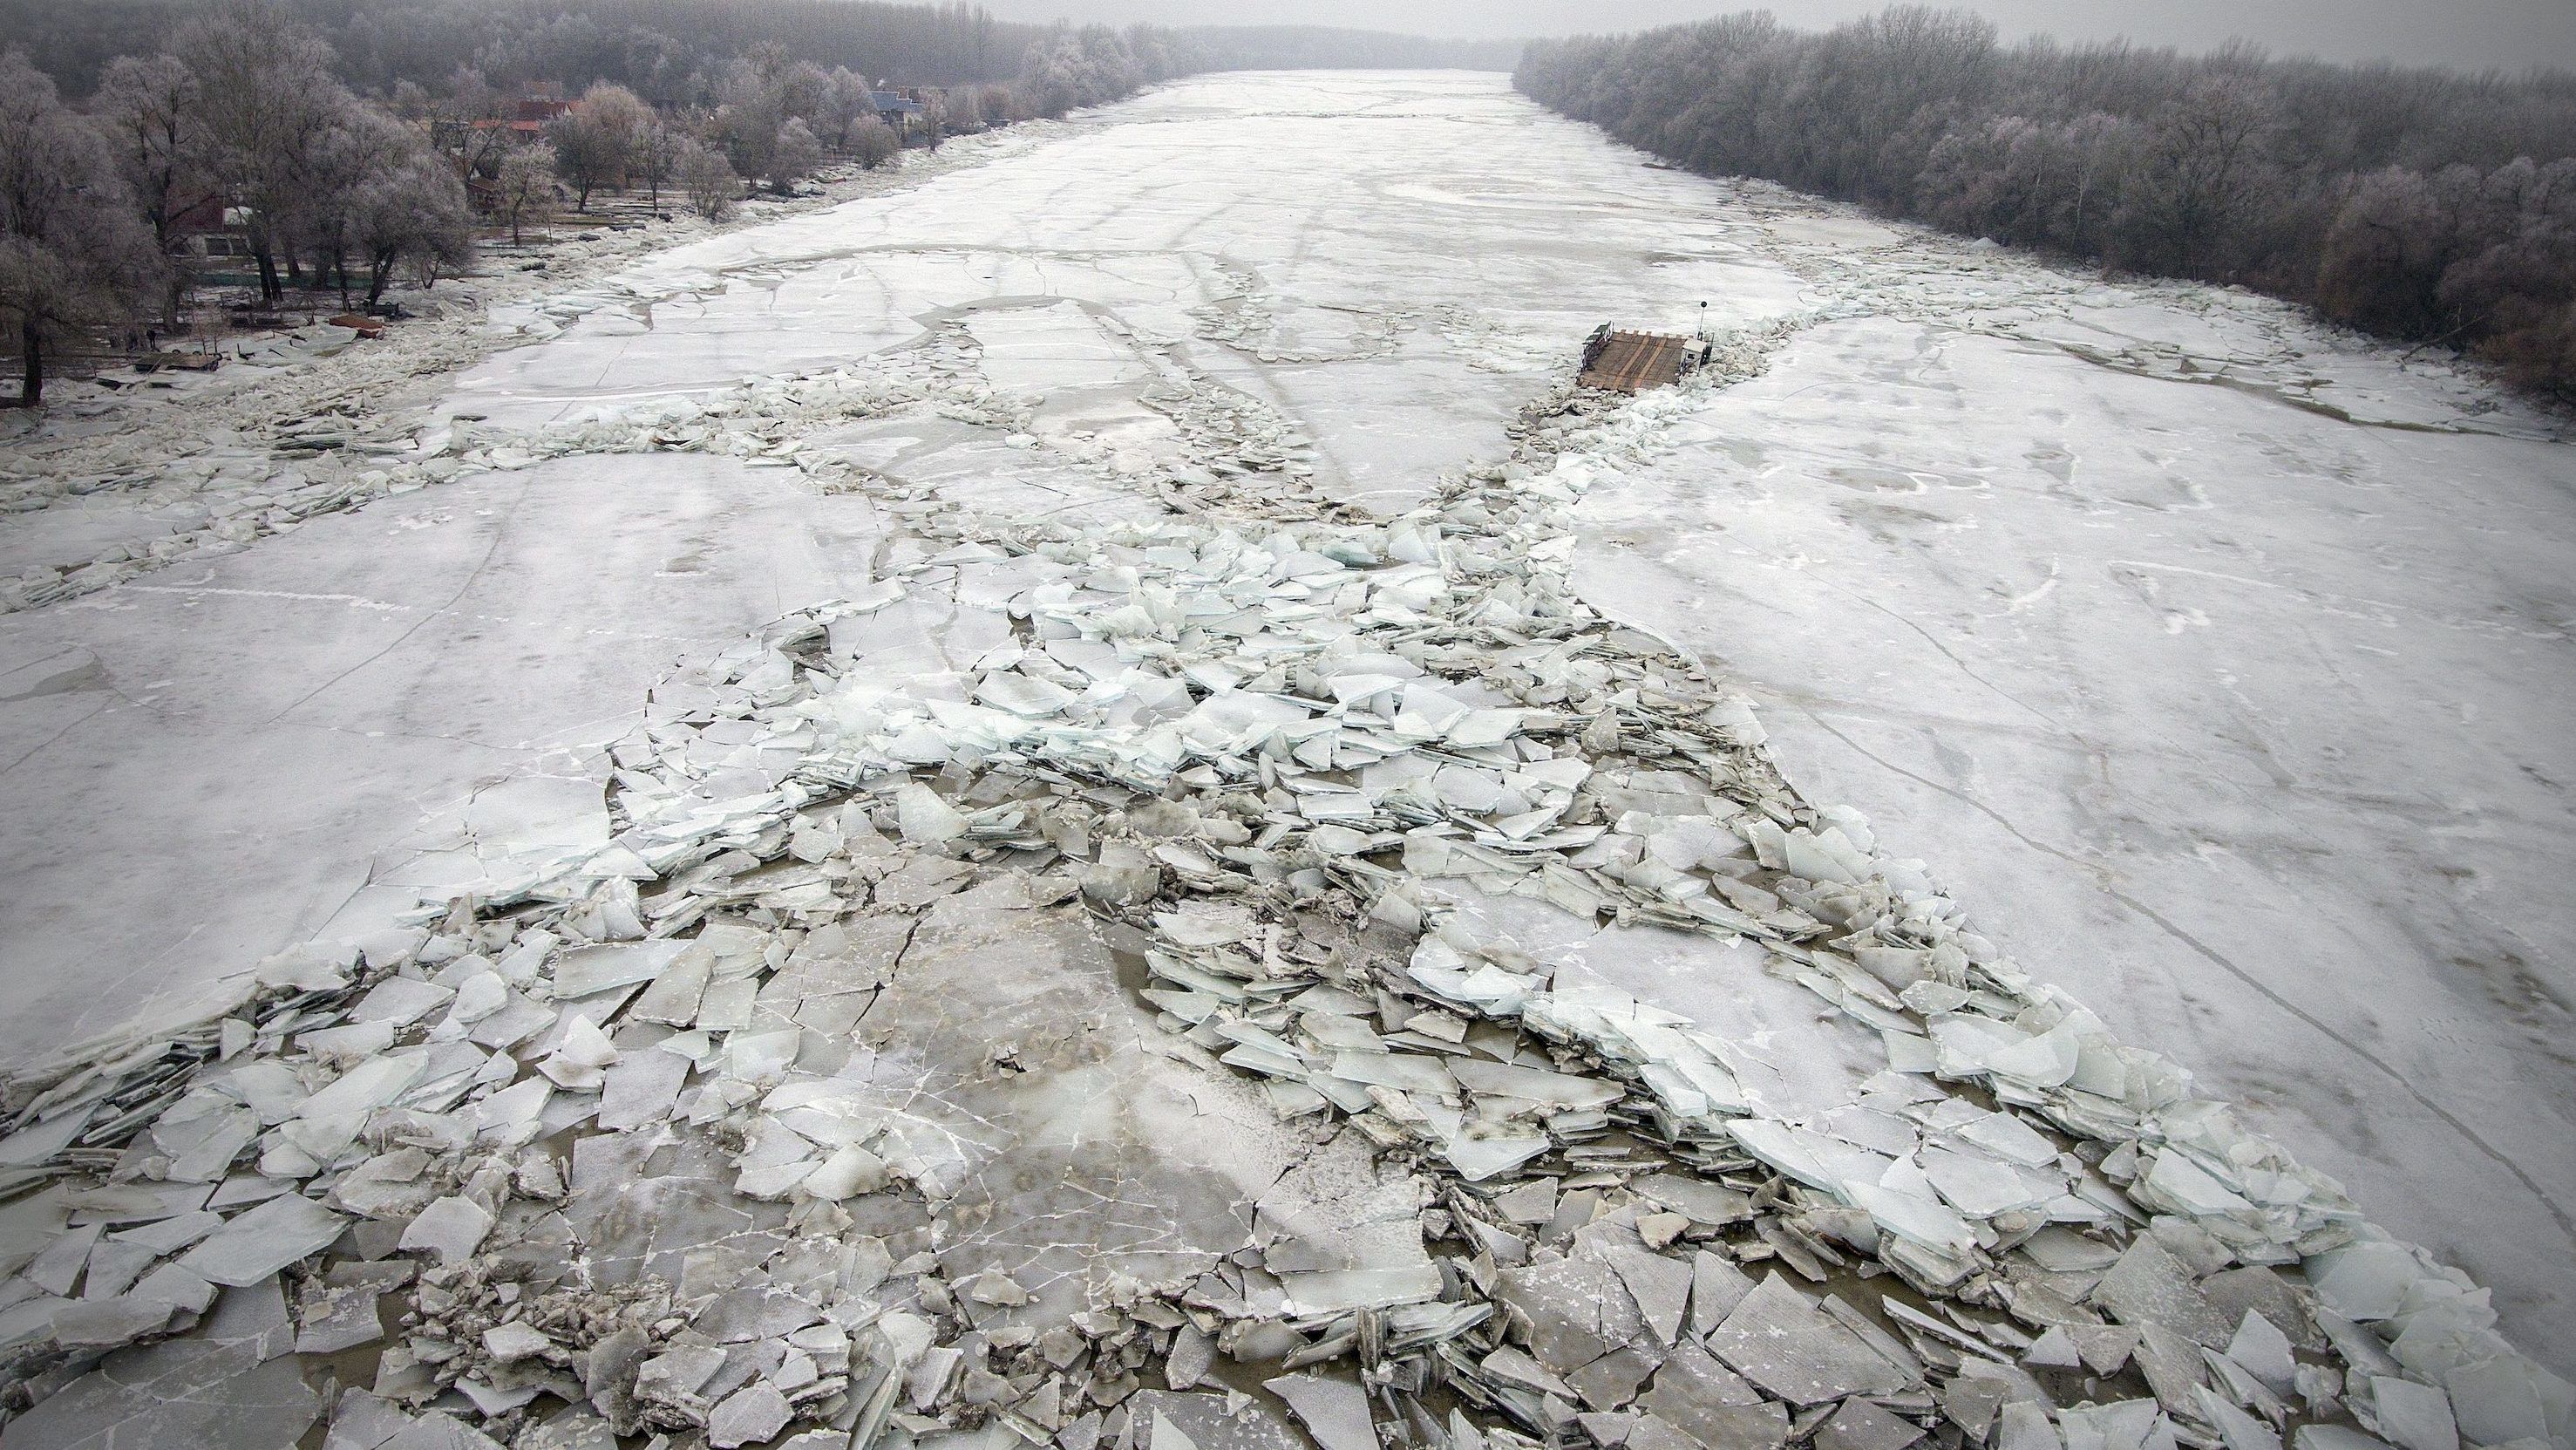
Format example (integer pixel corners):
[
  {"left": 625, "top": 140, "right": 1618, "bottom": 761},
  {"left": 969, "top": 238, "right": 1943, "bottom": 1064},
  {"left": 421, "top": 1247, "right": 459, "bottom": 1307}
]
[{"left": 0, "top": 119, "right": 1071, "bottom": 616}]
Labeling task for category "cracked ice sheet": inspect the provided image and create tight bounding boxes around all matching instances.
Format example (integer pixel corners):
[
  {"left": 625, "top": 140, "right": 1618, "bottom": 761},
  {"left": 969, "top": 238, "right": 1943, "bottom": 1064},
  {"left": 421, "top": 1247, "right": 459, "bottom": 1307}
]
[
  {"left": 834, "top": 878, "right": 1309, "bottom": 1317},
  {"left": 1571, "top": 311, "right": 2576, "bottom": 1353},
  {"left": 439, "top": 71, "right": 1808, "bottom": 515},
  {"left": 0, "top": 453, "right": 888, "bottom": 1067}
]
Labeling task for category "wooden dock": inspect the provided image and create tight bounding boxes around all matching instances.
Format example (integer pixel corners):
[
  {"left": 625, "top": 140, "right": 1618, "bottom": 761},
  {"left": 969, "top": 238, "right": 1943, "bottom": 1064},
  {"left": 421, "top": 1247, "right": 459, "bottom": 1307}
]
[{"left": 1579, "top": 327, "right": 1697, "bottom": 392}]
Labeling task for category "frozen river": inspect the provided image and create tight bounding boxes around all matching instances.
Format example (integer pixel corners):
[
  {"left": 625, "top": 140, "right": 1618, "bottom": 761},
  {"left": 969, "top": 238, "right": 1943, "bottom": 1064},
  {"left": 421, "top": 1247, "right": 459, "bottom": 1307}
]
[{"left": 2, "top": 66, "right": 2571, "bottom": 1376}]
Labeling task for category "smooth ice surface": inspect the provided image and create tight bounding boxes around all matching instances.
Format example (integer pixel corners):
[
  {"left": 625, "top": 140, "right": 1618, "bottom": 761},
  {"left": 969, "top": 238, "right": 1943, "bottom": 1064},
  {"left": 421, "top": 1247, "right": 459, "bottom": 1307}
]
[
  {"left": 3, "top": 68, "right": 2571, "bottom": 1363},
  {"left": 0, "top": 455, "right": 884, "bottom": 1061},
  {"left": 1571, "top": 305, "right": 2576, "bottom": 1345}
]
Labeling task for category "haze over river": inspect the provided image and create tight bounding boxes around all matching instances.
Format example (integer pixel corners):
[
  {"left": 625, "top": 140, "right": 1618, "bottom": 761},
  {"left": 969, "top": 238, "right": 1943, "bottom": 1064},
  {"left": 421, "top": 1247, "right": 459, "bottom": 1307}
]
[{"left": 3, "top": 70, "right": 2570, "bottom": 1357}]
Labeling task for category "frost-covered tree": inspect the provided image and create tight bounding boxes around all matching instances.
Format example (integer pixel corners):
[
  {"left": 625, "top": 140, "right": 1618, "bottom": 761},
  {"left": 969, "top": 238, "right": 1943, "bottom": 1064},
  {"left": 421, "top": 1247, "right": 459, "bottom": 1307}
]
[
  {"left": 819, "top": 68, "right": 875, "bottom": 151},
  {"left": 676, "top": 137, "right": 737, "bottom": 221},
  {"left": 2110, "top": 74, "right": 2275, "bottom": 276},
  {"left": 350, "top": 135, "right": 472, "bottom": 305},
  {"left": 172, "top": 0, "right": 351, "bottom": 302},
  {"left": 635, "top": 118, "right": 682, "bottom": 210},
  {"left": 493, "top": 141, "right": 555, "bottom": 244},
  {"left": 547, "top": 81, "right": 649, "bottom": 211},
  {"left": 0, "top": 51, "right": 161, "bottom": 406},
  {"left": 765, "top": 117, "right": 822, "bottom": 194},
  {"left": 710, "top": 58, "right": 785, "bottom": 184},
  {"left": 87, "top": 55, "right": 203, "bottom": 255},
  {"left": 303, "top": 95, "right": 414, "bottom": 303},
  {"left": 849, "top": 115, "right": 900, "bottom": 172},
  {"left": 1513, "top": 3, "right": 2576, "bottom": 398},
  {"left": 432, "top": 66, "right": 515, "bottom": 184}
]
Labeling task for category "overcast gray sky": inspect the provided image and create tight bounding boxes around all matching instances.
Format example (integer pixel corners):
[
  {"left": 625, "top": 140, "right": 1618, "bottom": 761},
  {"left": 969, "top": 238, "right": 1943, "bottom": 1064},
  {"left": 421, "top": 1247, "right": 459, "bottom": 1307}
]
[{"left": 985, "top": 0, "right": 2576, "bottom": 72}]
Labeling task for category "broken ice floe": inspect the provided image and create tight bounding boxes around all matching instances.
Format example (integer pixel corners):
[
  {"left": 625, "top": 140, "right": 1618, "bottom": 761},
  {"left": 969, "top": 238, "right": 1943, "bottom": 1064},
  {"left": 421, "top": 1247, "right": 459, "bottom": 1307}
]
[{"left": 0, "top": 314, "right": 2565, "bottom": 1450}]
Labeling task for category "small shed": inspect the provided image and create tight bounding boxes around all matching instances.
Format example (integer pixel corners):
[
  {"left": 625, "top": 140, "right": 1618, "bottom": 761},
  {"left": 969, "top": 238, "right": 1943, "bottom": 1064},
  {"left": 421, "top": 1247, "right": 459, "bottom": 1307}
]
[{"left": 1579, "top": 326, "right": 1703, "bottom": 393}]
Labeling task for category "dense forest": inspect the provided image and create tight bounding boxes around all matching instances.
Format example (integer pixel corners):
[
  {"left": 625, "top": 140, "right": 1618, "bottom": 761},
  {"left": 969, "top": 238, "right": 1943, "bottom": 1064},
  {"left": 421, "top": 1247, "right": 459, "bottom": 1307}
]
[
  {"left": 0, "top": 0, "right": 1518, "bottom": 100},
  {"left": 5, "top": 0, "right": 1074, "bottom": 96},
  {"left": 0, "top": 0, "right": 1216, "bottom": 405},
  {"left": 1518, "top": 7, "right": 2576, "bottom": 400}
]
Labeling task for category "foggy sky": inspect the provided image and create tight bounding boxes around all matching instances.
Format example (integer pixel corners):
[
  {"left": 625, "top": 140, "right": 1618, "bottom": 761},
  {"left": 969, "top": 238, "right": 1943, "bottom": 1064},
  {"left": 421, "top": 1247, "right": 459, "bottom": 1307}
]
[{"left": 986, "top": 0, "right": 2576, "bottom": 73}]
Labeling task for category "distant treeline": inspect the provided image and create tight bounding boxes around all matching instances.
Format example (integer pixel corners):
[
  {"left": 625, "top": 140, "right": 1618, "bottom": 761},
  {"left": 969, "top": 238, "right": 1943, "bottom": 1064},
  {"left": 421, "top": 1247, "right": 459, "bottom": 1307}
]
[
  {"left": 9, "top": 1, "right": 1078, "bottom": 96},
  {"left": 1518, "top": 6, "right": 2576, "bottom": 401},
  {"left": 3, "top": 0, "right": 1516, "bottom": 100},
  {"left": 1177, "top": 27, "right": 1522, "bottom": 75}
]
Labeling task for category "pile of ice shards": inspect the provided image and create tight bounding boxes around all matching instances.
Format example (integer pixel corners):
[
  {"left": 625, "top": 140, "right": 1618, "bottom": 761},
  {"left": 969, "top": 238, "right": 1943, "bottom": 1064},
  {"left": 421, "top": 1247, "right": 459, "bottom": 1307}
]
[{"left": 1, "top": 347, "right": 2566, "bottom": 1450}]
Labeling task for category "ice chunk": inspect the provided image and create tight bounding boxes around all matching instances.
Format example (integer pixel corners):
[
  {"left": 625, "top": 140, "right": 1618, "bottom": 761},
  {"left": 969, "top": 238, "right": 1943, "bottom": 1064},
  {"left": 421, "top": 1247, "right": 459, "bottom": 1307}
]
[
  {"left": 1265, "top": 1374, "right": 1379, "bottom": 1450},
  {"left": 50, "top": 1295, "right": 178, "bottom": 1346},
  {"left": 896, "top": 783, "right": 969, "bottom": 844},
  {"left": 1690, "top": 1252, "right": 1756, "bottom": 1336},
  {"left": 540, "top": 1015, "right": 621, "bottom": 1090},
  {"left": 0, "top": 1334, "right": 320, "bottom": 1447},
  {"left": 355, "top": 977, "right": 454, "bottom": 1027},
  {"left": 2310, "top": 1242, "right": 2419, "bottom": 1324},
  {"left": 2370, "top": 1378, "right": 2458, "bottom": 1450},
  {"left": 176, "top": 1194, "right": 347, "bottom": 1285},
  {"left": 2224, "top": 1310, "right": 2296, "bottom": 1396},
  {"left": 1818, "top": 1399, "right": 1926, "bottom": 1450},
  {"left": 1638, "top": 1341, "right": 1781, "bottom": 1450},
  {"left": 2091, "top": 1238, "right": 2232, "bottom": 1349},
  {"left": 400, "top": 1196, "right": 493, "bottom": 1265},
  {"left": 551, "top": 941, "right": 690, "bottom": 999},
  {"left": 1707, "top": 1274, "right": 1913, "bottom": 1406},
  {"left": 2441, "top": 1358, "right": 2555, "bottom": 1447},
  {"left": 708, "top": 1384, "right": 792, "bottom": 1447},
  {"left": 595, "top": 1048, "right": 690, "bottom": 1132},
  {"left": 300, "top": 1051, "right": 429, "bottom": 1123},
  {"left": 296, "top": 1282, "right": 390, "bottom": 1354},
  {"left": 484, "top": 1321, "right": 554, "bottom": 1362},
  {"left": 2192, "top": 1386, "right": 2280, "bottom": 1450},
  {"left": 1605, "top": 1247, "right": 1693, "bottom": 1347},
  {"left": 1997, "top": 1403, "right": 2062, "bottom": 1450}
]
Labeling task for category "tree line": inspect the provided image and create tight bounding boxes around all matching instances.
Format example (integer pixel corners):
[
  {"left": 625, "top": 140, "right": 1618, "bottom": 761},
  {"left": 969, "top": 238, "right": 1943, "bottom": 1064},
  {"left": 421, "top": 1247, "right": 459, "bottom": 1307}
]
[
  {"left": 1174, "top": 28, "right": 1524, "bottom": 74},
  {"left": 1, "top": 0, "right": 1204, "bottom": 407},
  {"left": 6, "top": 0, "right": 1043, "bottom": 100},
  {"left": 1516, "top": 7, "right": 2576, "bottom": 401}
]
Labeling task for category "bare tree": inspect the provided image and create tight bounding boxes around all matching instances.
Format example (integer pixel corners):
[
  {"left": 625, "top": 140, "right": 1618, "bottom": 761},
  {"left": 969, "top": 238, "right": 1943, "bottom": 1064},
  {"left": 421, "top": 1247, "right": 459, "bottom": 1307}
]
[
  {"left": 0, "top": 51, "right": 161, "bottom": 406},
  {"left": 493, "top": 142, "right": 556, "bottom": 245},
  {"left": 676, "top": 137, "right": 737, "bottom": 221}
]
